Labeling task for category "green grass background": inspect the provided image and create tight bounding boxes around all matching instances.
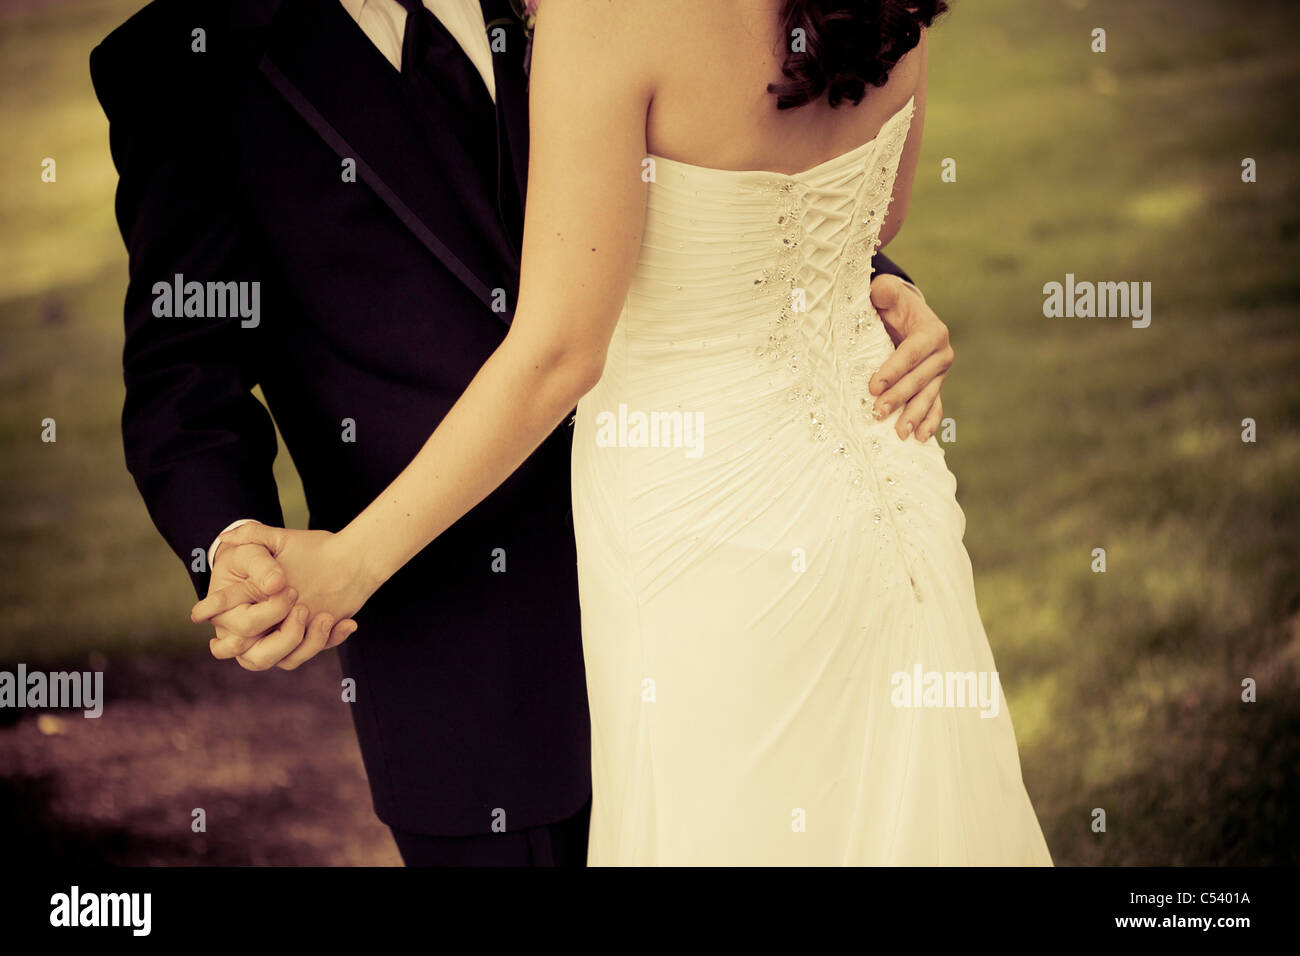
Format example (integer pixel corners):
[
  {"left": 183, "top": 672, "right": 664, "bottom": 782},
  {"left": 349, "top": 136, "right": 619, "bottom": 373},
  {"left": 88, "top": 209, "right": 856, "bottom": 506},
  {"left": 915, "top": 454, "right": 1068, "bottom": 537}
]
[{"left": 1, "top": 0, "right": 1297, "bottom": 864}]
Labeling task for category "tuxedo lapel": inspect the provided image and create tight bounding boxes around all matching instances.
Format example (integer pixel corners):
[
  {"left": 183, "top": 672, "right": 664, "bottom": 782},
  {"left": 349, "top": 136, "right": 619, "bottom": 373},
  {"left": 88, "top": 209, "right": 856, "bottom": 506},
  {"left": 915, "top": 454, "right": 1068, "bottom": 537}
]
[{"left": 257, "top": 0, "right": 517, "bottom": 322}]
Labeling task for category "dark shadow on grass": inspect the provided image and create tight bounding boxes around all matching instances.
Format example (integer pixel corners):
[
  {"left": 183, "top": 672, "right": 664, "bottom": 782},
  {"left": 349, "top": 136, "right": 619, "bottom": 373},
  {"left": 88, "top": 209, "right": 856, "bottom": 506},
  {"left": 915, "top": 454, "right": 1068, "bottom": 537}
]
[{"left": 0, "top": 771, "right": 187, "bottom": 866}]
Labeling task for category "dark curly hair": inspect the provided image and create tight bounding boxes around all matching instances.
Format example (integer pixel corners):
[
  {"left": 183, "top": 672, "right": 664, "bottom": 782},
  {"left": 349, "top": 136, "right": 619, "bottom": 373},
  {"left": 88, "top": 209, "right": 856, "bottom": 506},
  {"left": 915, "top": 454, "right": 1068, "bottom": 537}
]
[{"left": 768, "top": 1, "right": 949, "bottom": 110}]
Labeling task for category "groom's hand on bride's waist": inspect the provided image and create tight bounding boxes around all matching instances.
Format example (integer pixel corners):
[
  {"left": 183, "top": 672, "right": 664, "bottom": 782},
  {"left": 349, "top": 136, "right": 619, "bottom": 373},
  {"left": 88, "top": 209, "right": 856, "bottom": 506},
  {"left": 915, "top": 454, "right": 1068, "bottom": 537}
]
[
  {"left": 867, "top": 273, "right": 954, "bottom": 443},
  {"left": 191, "top": 525, "right": 358, "bottom": 671}
]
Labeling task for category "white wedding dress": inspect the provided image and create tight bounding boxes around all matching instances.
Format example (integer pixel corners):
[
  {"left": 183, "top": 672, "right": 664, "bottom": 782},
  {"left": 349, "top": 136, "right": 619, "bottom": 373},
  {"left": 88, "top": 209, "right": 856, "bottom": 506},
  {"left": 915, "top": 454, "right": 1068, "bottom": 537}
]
[{"left": 571, "top": 97, "right": 1052, "bottom": 865}]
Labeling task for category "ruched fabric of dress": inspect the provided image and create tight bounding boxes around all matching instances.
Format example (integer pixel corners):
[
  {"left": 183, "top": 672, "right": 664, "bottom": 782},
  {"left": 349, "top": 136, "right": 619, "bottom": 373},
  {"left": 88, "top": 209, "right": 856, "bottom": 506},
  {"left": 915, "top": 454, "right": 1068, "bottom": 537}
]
[{"left": 572, "top": 98, "right": 1053, "bottom": 866}]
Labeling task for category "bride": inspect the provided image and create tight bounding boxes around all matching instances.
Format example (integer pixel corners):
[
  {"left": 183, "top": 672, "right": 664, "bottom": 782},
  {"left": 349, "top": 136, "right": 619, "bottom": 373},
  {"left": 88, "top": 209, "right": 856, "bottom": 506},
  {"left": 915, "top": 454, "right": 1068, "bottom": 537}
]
[{"left": 200, "top": 0, "right": 1051, "bottom": 865}]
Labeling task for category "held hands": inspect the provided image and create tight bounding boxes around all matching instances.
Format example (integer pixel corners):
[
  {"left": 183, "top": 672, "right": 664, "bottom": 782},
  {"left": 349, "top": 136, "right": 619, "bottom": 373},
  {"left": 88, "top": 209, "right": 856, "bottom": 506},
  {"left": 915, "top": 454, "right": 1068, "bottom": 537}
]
[
  {"left": 867, "top": 273, "right": 954, "bottom": 442},
  {"left": 192, "top": 523, "right": 375, "bottom": 671},
  {"left": 190, "top": 278, "right": 948, "bottom": 668}
]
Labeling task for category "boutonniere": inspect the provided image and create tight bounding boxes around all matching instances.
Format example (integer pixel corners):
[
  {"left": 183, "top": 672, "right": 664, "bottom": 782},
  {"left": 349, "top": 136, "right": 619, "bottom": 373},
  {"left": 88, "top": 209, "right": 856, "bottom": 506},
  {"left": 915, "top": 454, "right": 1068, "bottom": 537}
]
[{"left": 511, "top": 0, "right": 539, "bottom": 34}]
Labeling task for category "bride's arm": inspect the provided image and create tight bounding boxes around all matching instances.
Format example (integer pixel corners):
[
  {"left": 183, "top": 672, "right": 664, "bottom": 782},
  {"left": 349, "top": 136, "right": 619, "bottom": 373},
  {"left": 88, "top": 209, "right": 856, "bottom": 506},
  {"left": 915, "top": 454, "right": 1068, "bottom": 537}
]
[
  {"left": 879, "top": 28, "right": 928, "bottom": 248},
  {"left": 341, "top": 1, "right": 653, "bottom": 595}
]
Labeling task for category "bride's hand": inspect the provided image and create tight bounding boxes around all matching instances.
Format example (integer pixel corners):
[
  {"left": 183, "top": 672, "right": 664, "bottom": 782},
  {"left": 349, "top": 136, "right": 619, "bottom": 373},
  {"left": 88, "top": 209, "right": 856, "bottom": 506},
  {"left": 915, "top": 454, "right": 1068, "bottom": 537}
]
[{"left": 191, "top": 523, "right": 377, "bottom": 670}]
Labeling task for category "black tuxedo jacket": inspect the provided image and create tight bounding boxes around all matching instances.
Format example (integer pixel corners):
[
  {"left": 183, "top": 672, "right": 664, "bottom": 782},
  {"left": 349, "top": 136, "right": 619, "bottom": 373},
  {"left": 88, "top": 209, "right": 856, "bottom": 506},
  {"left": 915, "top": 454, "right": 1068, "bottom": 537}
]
[{"left": 90, "top": 0, "right": 914, "bottom": 835}]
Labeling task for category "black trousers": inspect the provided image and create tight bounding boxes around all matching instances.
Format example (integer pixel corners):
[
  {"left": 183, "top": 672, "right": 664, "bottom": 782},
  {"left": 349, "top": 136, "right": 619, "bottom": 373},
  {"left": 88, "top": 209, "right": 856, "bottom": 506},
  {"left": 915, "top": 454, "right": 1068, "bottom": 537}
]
[{"left": 390, "top": 800, "right": 591, "bottom": 867}]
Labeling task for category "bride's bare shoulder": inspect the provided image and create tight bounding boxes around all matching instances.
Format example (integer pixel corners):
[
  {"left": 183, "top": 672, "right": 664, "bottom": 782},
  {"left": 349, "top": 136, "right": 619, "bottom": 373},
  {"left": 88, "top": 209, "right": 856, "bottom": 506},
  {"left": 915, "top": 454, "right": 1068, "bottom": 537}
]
[
  {"left": 530, "top": 0, "right": 673, "bottom": 85},
  {"left": 532, "top": 0, "right": 674, "bottom": 42}
]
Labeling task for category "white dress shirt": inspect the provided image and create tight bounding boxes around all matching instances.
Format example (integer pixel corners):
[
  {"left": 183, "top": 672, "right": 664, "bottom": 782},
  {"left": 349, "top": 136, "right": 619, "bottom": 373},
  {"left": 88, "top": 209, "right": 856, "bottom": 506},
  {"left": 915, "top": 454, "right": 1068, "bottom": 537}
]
[{"left": 339, "top": 0, "right": 495, "bottom": 102}]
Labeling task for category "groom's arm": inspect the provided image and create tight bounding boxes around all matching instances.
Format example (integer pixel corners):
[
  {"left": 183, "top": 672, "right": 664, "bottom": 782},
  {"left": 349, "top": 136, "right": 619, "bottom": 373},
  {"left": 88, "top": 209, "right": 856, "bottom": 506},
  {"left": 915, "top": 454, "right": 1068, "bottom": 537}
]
[
  {"left": 871, "top": 251, "right": 911, "bottom": 286},
  {"left": 872, "top": 251, "right": 929, "bottom": 304},
  {"left": 91, "top": 14, "right": 284, "bottom": 600}
]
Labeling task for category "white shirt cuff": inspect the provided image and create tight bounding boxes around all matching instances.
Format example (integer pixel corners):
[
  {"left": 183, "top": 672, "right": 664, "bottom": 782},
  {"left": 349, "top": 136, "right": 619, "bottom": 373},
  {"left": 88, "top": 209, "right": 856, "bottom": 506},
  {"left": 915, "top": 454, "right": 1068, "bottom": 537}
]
[
  {"left": 208, "top": 518, "right": 257, "bottom": 569},
  {"left": 898, "top": 279, "right": 925, "bottom": 303}
]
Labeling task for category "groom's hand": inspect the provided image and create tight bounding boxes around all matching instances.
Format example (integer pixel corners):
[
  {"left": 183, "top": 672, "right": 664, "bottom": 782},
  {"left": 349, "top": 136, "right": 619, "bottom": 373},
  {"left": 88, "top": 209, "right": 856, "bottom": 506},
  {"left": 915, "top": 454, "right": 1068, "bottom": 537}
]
[
  {"left": 197, "top": 541, "right": 300, "bottom": 661},
  {"left": 192, "top": 523, "right": 361, "bottom": 671},
  {"left": 867, "top": 273, "right": 954, "bottom": 442}
]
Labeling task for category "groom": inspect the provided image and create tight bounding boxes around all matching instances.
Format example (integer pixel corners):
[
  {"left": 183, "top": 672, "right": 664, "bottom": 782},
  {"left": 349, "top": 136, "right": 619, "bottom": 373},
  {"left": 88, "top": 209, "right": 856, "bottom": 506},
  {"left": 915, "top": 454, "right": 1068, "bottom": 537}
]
[{"left": 92, "top": 0, "right": 954, "bottom": 866}]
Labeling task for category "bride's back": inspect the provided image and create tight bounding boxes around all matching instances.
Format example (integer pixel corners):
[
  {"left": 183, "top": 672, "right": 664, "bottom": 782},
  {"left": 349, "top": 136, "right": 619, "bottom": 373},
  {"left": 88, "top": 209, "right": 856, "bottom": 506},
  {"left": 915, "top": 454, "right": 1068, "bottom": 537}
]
[
  {"left": 571, "top": 1, "right": 935, "bottom": 515},
  {"left": 644, "top": 0, "right": 926, "bottom": 177}
]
